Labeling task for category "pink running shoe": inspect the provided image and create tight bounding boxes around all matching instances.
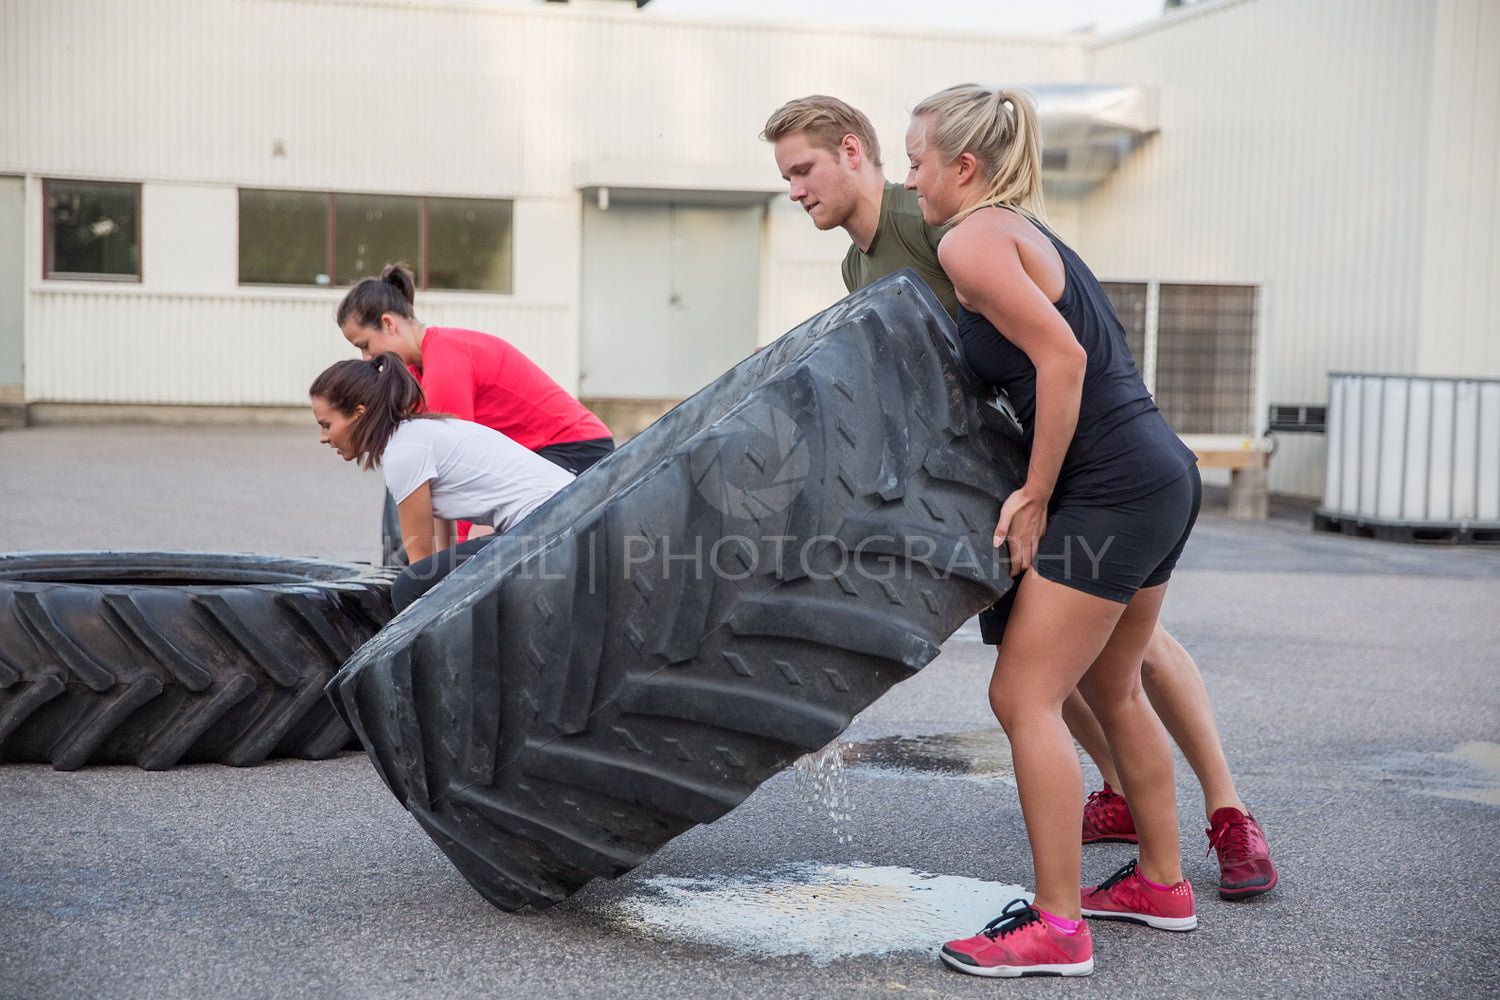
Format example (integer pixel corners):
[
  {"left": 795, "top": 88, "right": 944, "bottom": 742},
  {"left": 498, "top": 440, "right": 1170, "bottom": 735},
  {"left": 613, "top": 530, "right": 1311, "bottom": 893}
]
[
  {"left": 941, "top": 899, "right": 1094, "bottom": 978},
  {"left": 1081, "top": 859, "right": 1197, "bottom": 931},
  {"left": 1082, "top": 786, "right": 1137, "bottom": 844},
  {"left": 1208, "top": 807, "right": 1279, "bottom": 901}
]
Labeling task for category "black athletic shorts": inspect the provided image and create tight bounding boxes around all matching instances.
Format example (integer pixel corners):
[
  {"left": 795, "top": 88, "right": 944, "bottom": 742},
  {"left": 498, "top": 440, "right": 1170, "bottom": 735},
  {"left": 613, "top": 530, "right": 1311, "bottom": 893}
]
[
  {"left": 978, "top": 464, "right": 1201, "bottom": 645},
  {"left": 535, "top": 436, "right": 615, "bottom": 475},
  {"left": 393, "top": 533, "right": 499, "bottom": 613}
]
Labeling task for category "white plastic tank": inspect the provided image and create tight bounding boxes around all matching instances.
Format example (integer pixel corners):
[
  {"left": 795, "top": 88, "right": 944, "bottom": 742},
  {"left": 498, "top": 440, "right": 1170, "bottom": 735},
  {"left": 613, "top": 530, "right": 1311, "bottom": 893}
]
[{"left": 1316, "top": 373, "right": 1500, "bottom": 542}]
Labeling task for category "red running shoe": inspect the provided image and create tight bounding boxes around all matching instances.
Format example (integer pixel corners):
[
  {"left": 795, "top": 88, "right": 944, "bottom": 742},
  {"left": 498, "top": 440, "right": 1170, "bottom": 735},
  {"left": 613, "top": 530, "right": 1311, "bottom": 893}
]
[
  {"left": 1082, "top": 786, "right": 1137, "bottom": 844},
  {"left": 941, "top": 899, "right": 1094, "bottom": 978},
  {"left": 1081, "top": 859, "right": 1197, "bottom": 931},
  {"left": 1208, "top": 807, "right": 1279, "bottom": 900}
]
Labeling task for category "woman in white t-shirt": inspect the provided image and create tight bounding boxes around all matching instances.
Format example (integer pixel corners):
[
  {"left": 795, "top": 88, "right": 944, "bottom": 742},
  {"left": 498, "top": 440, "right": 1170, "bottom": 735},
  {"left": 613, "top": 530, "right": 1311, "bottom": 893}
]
[{"left": 310, "top": 353, "right": 574, "bottom": 610}]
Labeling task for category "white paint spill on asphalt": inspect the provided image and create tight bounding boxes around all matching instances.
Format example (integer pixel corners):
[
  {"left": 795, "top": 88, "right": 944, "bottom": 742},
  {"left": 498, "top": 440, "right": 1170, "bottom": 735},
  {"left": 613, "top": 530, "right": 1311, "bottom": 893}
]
[
  {"left": 604, "top": 864, "right": 1030, "bottom": 966},
  {"left": 1436, "top": 741, "right": 1500, "bottom": 806}
]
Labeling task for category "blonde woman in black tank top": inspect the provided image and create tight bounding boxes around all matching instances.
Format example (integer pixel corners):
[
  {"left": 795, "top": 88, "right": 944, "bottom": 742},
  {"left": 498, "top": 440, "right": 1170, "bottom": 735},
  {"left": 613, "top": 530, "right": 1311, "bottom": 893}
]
[{"left": 907, "top": 85, "right": 1204, "bottom": 979}]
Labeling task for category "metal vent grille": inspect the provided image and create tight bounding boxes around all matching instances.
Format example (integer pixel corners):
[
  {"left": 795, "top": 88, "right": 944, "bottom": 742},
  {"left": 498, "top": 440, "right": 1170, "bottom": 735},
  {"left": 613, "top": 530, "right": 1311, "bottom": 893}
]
[
  {"left": 1099, "top": 281, "right": 1258, "bottom": 435},
  {"left": 1155, "top": 284, "right": 1257, "bottom": 434},
  {"left": 1101, "top": 281, "right": 1148, "bottom": 368},
  {"left": 1268, "top": 404, "right": 1326, "bottom": 433}
]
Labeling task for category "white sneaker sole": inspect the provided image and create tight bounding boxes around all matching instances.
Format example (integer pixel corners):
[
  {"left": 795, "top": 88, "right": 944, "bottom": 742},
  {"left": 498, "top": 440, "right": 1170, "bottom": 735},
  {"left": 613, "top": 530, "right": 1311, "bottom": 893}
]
[
  {"left": 1080, "top": 908, "right": 1198, "bottom": 932},
  {"left": 940, "top": 951, "right": 1095, "bottom": 977}
]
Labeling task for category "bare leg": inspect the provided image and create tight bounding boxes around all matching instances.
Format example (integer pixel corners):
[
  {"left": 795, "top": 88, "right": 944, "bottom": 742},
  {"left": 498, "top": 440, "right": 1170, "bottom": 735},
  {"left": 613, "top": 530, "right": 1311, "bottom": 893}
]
[
  {"left": 1075, "top": 583, "right": 1183, "bottom": 887},
  {"left": 1140, "top": 624, "right": 1247, "bottom": 821},
  {"left": 1061, "top": 622, "right": 1248, "bottom": 822},
  {"left": 1062, "top": 688, "right": 1120, "bottom": 792},
  {"left": 988, "top": 573, "right": 1178, "bottom": 918}
]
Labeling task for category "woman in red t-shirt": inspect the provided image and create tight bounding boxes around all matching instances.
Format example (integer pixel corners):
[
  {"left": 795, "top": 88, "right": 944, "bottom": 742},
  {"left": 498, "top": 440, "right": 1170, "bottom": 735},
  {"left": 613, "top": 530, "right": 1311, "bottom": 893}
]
[
  {"left": 337, "top": 263, "right": 613, "bottom": 555},
  {"left": 336, "top": 263, "right": 614, "bottom": 473}
]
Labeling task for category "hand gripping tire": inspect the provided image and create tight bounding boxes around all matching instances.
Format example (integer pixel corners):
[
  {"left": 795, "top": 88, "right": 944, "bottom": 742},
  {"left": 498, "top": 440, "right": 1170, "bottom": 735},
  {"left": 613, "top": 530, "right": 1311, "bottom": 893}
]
[
  {"left": 0, "top": 551, "right": 395, "bottom": 770},
  {"left": 329, "top": 272, "right": 1028, "bottom": 910}
]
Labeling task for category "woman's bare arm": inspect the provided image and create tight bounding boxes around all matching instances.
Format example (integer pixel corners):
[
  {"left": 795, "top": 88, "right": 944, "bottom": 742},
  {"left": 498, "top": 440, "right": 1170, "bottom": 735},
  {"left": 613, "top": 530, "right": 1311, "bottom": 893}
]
[{"left": 938, "top": 214, "right": 1086, "bottom": 572}]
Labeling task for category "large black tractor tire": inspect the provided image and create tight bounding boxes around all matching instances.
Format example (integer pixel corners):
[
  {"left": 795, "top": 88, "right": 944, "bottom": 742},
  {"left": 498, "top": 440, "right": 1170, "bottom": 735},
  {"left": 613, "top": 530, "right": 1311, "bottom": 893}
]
[
  {"left": 0, "top": 552, "right": 395, "bottom": 770},
  {"left": 329, "top": 271, "right": 1028, "bottom": 911}
]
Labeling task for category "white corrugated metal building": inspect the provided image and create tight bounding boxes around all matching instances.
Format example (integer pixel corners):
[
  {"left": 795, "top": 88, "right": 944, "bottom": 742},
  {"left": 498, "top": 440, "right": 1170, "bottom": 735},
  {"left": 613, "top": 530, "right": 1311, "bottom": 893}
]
[{"left": 1, "top": 0, "right": 1495, "bottom": 498}]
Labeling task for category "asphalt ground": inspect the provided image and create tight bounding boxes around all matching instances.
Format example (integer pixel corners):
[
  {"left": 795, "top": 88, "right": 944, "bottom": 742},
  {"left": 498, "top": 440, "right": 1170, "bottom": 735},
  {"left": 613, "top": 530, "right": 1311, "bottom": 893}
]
[{"left": 2, "top": 423, "right": 1498, "bottom": 1000}]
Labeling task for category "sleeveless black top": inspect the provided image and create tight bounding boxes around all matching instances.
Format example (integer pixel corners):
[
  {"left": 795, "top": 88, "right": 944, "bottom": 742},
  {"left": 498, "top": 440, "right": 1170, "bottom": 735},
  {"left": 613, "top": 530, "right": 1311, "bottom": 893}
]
[{"left": 956, "top": 209, "right": 1196, "bottom": 505}]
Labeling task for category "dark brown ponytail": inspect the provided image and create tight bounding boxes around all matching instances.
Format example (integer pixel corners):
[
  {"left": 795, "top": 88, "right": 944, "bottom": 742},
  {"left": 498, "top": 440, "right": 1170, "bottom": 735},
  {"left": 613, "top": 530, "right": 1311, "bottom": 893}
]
[
  {"left": 308, "top": 352, "right": 427, "bottom": 469},
  {"left": 335, "top": 262, "right": 418, "bottom": 330}
]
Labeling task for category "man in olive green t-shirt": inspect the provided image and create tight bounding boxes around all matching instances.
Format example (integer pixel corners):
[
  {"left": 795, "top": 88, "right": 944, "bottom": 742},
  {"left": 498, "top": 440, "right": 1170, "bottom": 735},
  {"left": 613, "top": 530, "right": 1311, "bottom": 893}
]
[
  {"left": 840, "top": 181, "right": 957, "bottom": 321},
  {"left": 760, "top": 95, "right": 1279, "bottom": 902},
  {"left": 762, "top": 95, "right": 957, "bottom": 320}
]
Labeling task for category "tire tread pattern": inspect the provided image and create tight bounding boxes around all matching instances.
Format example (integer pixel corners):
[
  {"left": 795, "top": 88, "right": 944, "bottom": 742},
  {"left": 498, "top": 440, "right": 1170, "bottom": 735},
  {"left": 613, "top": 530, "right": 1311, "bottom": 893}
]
[
  {"left": 0, "top": 552, "right": 395, "bottom": 769},
  {"left": 332, "top": 273, "right": 1028, "bottom": 909}
]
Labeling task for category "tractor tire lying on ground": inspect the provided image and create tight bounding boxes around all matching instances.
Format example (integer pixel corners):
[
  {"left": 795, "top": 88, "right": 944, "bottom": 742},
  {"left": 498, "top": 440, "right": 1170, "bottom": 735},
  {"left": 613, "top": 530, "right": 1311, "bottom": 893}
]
[
  {"left": 329, "top": 271, "right": 1028, "bottom": 911},
  {"left": 0, "top": 551, "right": 395, "bottom": 770}
]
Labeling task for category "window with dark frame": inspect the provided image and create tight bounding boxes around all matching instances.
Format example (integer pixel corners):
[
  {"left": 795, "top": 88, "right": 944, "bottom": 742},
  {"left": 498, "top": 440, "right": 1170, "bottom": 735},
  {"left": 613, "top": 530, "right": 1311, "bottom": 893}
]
[
  {"left": 238, "top": 189, "right": 328, "bottom": 286},
  {"left": 238, "top": 189, "right": 513, "bottom": 293},
  {"left": 44, "top": 179, "right": 141, "bottom": 280}
]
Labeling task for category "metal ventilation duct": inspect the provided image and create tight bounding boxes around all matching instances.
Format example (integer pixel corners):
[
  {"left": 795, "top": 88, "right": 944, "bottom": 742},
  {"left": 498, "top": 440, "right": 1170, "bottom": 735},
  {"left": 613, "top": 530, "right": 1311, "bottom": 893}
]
[{"left": 1031, "top": 84, "right": 1160, "bottom": 195}]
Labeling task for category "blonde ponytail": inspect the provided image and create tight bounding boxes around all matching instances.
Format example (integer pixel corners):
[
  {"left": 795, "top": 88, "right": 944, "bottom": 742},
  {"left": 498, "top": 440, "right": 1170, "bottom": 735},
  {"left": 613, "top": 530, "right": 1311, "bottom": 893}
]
[{"left": 911, "top": 84, "right": 1047, "bottom": 225}]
